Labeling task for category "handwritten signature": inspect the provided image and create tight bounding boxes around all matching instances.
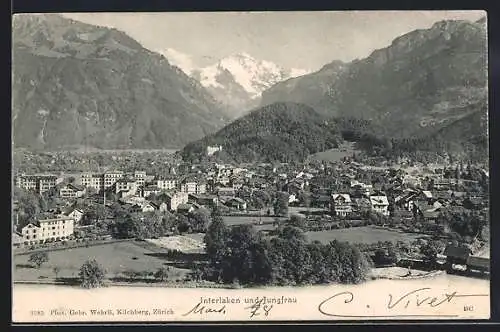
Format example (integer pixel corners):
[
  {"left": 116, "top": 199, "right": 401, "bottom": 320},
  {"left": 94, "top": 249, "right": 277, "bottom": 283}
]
[
  {"left": 318, "top": 288, "right": 488, "bottom": 318},
  {"left": 182, "top": 302, "right": 227, "bottom": 317}
]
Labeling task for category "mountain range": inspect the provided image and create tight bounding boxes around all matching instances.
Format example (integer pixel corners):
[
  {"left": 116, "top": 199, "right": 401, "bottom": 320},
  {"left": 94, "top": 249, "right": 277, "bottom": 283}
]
[
  {"left": 12, "top": 14, "right": 228, "bottom": 150},
  {"left": 12, "top": 14, "right": 488, "bottom": 161},
  {"left": 183, "top": 17, "right": 488, "bottom": 163},
  {"left": 261, "top": 18, "right": 488, "bottom": 140},
  {"left": 161, "top": 49, "right": 310, "bottom": 118}
]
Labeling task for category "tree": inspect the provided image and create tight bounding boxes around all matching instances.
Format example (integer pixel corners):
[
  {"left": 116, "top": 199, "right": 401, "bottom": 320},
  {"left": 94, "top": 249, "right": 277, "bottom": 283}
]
[
  {"left": 220, "top": 224, "right": 269, "bottom": 284},
  {"left": 189, "top": 208, "right": 211, "bottom": 233},
  {"left": 204, "top": 207, "right": 229, "bottom": 266},
  {"left": 79, "top": 259, "right": 105, "bottom": 289},
  {"left": 154, "top": 267, "right": 170, "bottom": 282},
  {"left": 289, "top": 214, "right": 307, "bottom": 229},
  {"left": 273, "top": 191, "right": 289, "bottom": 216},
  {"left": 299, "top": 191, "right": 311, "bottom": 208},
  {"left": 29, "top": 252, "right": 49, "bottom": 269},
  {"left": 53, "top": 266, "right": 60, "bottom": 279}
]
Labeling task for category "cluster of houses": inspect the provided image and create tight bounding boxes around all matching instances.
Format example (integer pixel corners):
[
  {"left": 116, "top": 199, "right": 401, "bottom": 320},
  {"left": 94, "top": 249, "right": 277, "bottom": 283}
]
[{"left": 13, "top": 161, "right": 489, "bottom": 247}]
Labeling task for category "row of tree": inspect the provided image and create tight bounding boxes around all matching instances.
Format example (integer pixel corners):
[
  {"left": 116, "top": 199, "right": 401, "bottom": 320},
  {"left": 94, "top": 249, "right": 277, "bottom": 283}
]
[{"left": 203, "top": 209, "right": 372, "bottom": 286}]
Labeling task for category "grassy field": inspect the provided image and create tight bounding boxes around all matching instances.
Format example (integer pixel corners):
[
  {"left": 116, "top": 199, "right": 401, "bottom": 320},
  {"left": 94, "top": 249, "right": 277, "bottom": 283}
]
[
  {"left": 307, "top": 142, "right": 358, "bottom": 162},
  {"left": 222, "top": 215, "right": 287, "bottom": 226},
  {"left": 13, "top": 241, "right": 190, "bottom": 282},
  {"left": 306, "top": 226, "right": 429, "bottom": 245}
]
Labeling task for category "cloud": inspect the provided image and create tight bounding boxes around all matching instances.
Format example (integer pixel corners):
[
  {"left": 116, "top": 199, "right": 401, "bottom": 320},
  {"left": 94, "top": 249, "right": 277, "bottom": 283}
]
[{"left": 158, "top": 48, "right": 196, "bottom": 75}]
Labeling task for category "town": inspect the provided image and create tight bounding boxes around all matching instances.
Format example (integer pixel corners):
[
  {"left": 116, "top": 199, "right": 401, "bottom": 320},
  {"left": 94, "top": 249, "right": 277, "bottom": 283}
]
[{"left": 12, "top": 147, "right": 490, "bottom": 287}]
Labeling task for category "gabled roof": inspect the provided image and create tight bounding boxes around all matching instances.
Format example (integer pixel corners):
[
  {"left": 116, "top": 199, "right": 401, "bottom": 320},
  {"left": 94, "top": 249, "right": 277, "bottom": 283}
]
[
  {"left": 422, "top": 190, "right": 433, "bottom": 198},
  {"left": 443, "top": 245, "right": 471, "bottom": 259},
  {"left": 227, "top": 197, "right": 246, "bottom": 204},
  {"left": 177, "top": 203, "right": 194, "bottom": 211},
  {"left": 148, "top": 201, "right": 160, "bottom": 209},
  {"left": 332, "top": 194, "right": 352, "bottom": 203},
  {"left": 369, "top": 195, "right": 389, "bottom": 205},
  {"left": 67, "top": 183, "right": 85, "bottom": 191}
]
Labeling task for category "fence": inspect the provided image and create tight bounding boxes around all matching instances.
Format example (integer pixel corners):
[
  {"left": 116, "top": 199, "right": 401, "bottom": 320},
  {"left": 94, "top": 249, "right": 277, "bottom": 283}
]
[{"left": 13, "top": 238, "right": 133, "bottom": 256}]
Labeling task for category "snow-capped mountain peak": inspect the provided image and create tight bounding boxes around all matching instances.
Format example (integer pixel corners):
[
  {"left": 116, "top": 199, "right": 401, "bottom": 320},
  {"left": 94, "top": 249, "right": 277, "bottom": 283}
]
[
  {"left": 198, "top": 52, "right": 310, "bottom": 98},
  {"left": 159, "top": 49, "right": 311, "bottom": 118}
]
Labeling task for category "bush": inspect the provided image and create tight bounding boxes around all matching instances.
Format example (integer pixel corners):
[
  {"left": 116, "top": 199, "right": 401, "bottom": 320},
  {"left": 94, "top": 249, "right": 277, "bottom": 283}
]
[
  {"left": 79, "top": 259, "right": 105, "bottom": 289},
  {"left": 28, "top": 252, "right": 49, "bottom": 269},
  {"left": 154, "top": 267, "right": 170, "bottom": 282}
]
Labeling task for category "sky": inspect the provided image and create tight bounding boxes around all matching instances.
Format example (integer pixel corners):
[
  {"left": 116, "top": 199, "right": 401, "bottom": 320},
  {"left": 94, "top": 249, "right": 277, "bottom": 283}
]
[{"left": 63, "top": 11, "right": 486, "bottom": 72}]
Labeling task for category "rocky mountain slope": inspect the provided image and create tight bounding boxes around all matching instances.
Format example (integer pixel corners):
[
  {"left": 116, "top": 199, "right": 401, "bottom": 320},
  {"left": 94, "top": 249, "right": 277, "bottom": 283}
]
[
  {"left": 261, "top": 18, "right": 488, "bottom": 141},
  {"left": 12, "top": 14, "right": 228, "bottom": 150}
]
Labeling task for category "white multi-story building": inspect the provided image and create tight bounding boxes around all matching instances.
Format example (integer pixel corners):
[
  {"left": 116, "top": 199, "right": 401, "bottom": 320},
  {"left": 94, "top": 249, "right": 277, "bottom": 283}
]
[
  {"left": 180, "top": 180, "right": 206, "bottom": 195},
  {"left": 156, "top": 177, "right": 177, "bottom": 190},
  {"left": 207, "top": 145, "right": 222, "bottom": 156},
  {"left": 16, "top": 174, "right": 58, "bottom": 194},
  {"left": 21, "top": 216, "right": 74, "bottom": 244},
  {"left": 133, "top": 171, "right": 147, "bottom": 187},
  {"left": 104, "top": 171, "right": 124, "bottom": 189},
  {"left": 78, "top": 173, "right": 104, "bottom": 192}
]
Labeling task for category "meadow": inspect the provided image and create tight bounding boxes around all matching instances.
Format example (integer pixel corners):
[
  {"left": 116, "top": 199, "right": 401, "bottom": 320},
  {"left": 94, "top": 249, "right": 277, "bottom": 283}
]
[
  {"left": 13, "top": 241, "right": 190, "bottom": 282},
  {"left": 305, "top": 226, "right": 429, "bottom": 245}
]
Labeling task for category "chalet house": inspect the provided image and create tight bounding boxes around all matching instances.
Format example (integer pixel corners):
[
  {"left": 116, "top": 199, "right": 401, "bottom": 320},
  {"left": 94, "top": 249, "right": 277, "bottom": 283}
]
[
  {"left": 141, "top": 201, "right": 157, "bottom": 213},
  {"left": 394, "top": 191, "right": 418, "bottom": 211},
  {"left": 177, "top": 203, "right": 195, "bottom": 214},
  {"left": 141, "top": 185, "right": 162, "bottom": 198},
  {"left": 413, "top": 201, "right": 442, "bottom": 221},
  {"left": 21, "top": 216, "right": 75, "bottom": 244},
  {"left": 466, "top": 256, "right": 490, "bottom": 274},
  {"left": 224, "top": 197, "right": 247, "bottom": 211},
  {"left": 443, "top": 245, "right": 471, "bottom": 265},
  {"left": 120, "top": 196, "right": 146, "bottom": 206},
  {"left": 63, "top": 208, "right": 84, "bottom": 224},
  {"left": 189, "top": 194, "right": 219, "bottom": 208},
  {"left": 331, "top": 194, "right": 353, "bottom": 217},
  {"left": 149, "top": 201, "right": 169, "bottom": 213},
  {"left": 165, "top": 192, "right": 189, "bottom": 211},
  {"left": 59, "top": 183, "right": 86, "bottom": 199},
  {"left": 369, "top": 194, "right": 390, "bottom": 216}
]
